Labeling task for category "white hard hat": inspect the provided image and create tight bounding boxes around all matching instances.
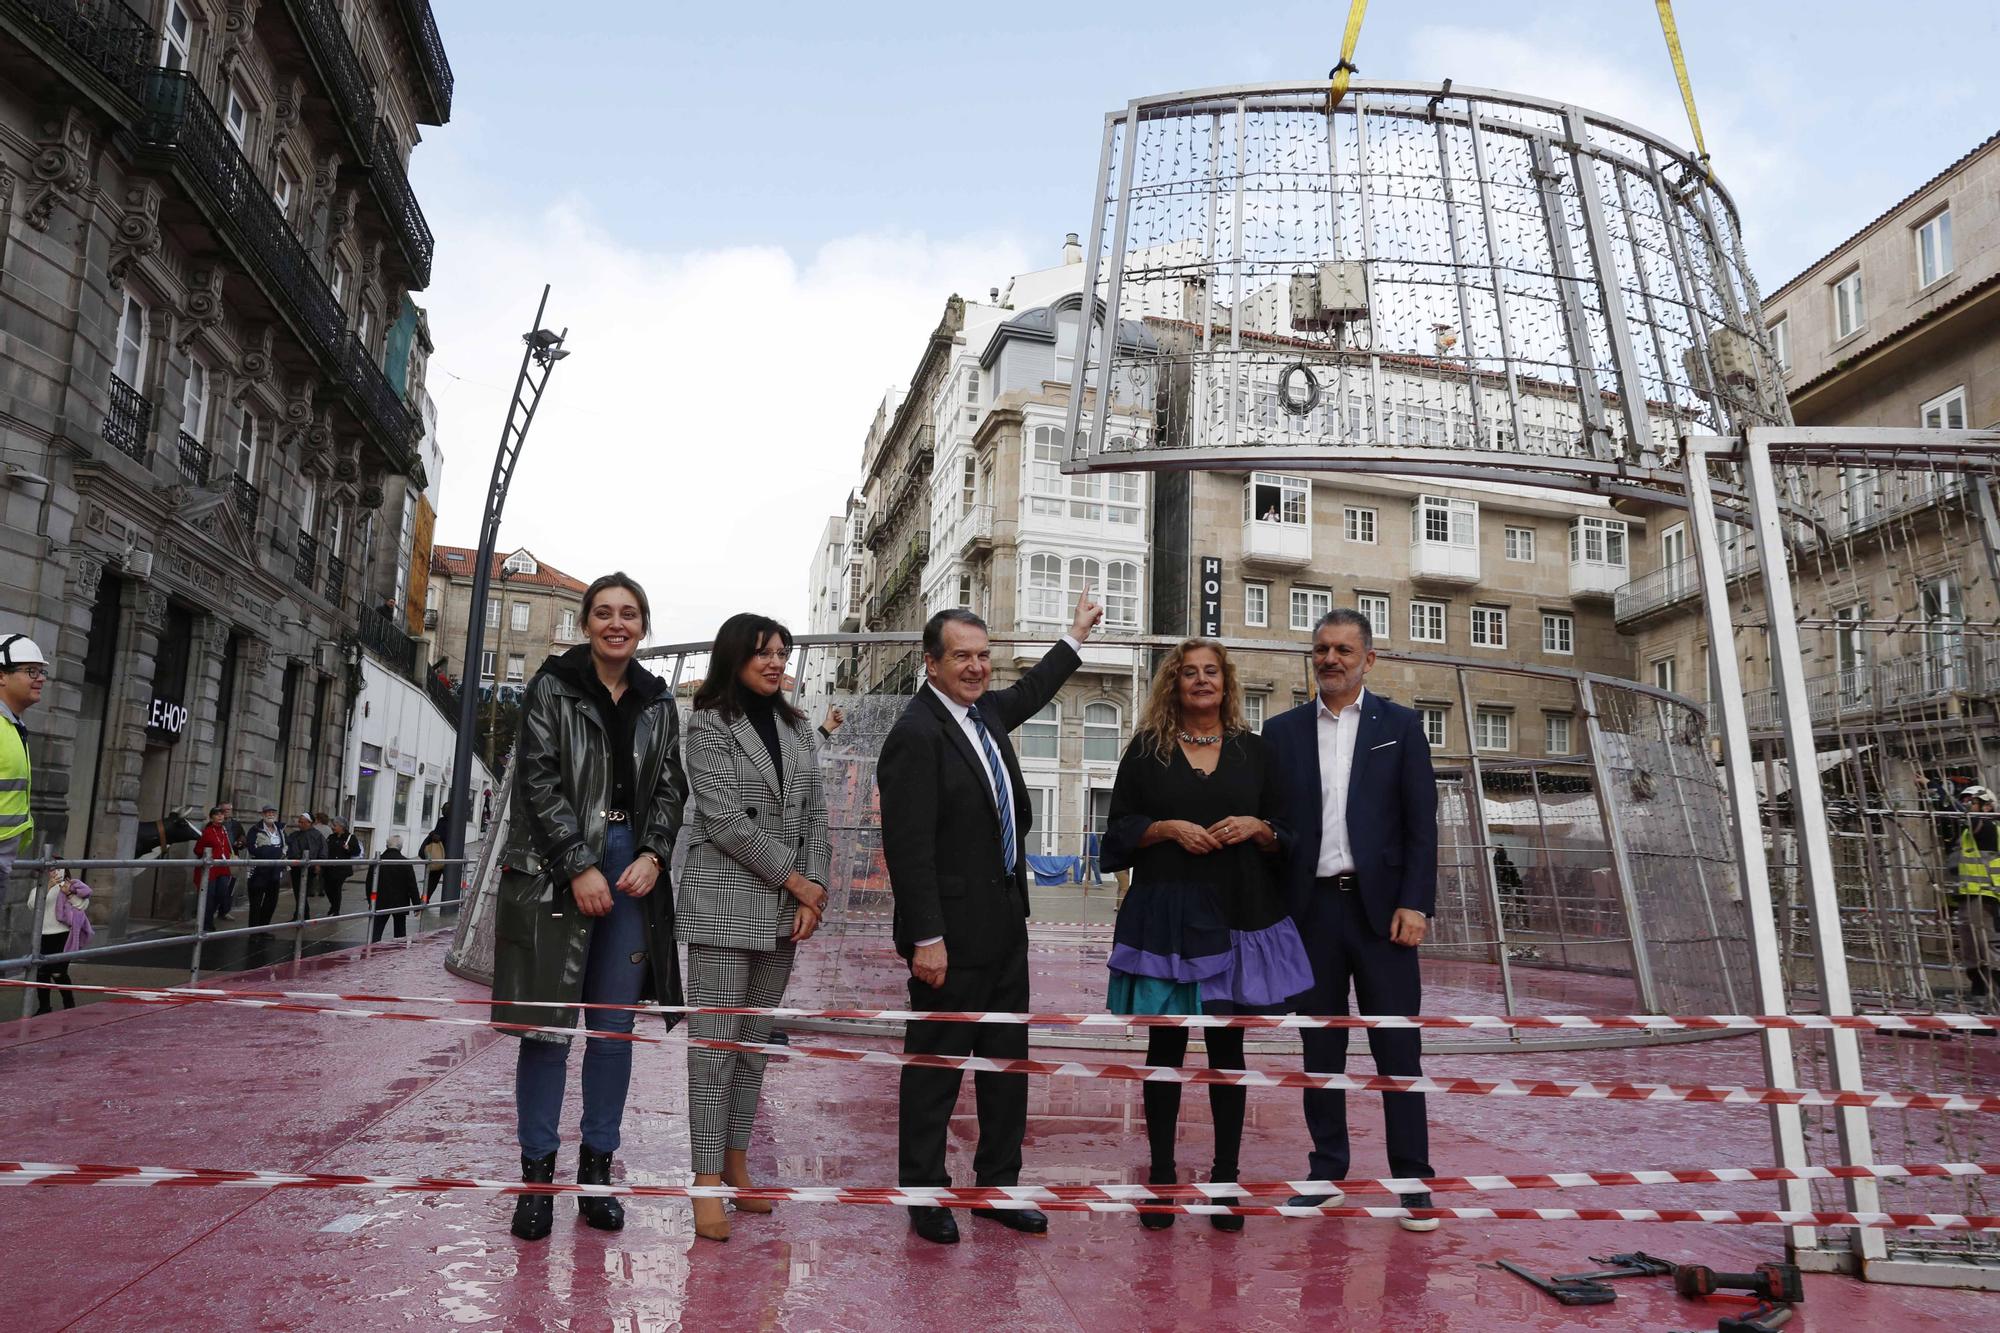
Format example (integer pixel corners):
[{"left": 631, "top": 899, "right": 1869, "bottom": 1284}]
[
  {"left": 0, "top": 635, "right": 47, "bottom": 670},
  {"left": 1963, "top": 785, "right": 1995, "bottom": 804}
]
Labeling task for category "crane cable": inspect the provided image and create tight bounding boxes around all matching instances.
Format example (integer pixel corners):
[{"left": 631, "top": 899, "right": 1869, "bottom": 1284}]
[
  {"left": 1654, "top": 0, "right": 1714, "bottom": 181},
  {"left": 1327, "top": 0, "right": 1368, "bottom": 112}
]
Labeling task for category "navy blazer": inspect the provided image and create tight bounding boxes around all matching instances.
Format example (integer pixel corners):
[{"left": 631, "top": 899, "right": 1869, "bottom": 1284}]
[{"left": 1262, "top": 690, "right": 1439, "bottom": 937}]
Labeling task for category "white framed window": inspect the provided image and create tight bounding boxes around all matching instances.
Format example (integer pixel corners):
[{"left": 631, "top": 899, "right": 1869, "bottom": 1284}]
[
  {"left": 1544, "top": 713, "right": 1573, "bottom": 756},
  {"left": 234, "top": 408, "right": 258, "bottom": 480},
  {"left": 484, "top": 600, "right": 499, "bottom": 629},
  {"left": 1029, "top": 425, "right": 1065, "bottom": 517},
  {"left": 299, "top": 472, "right": 318, "bottom": 532},
  {"left": 181, "top": 358, "right": 210, "bottom": 440},
  {"left": 1474, "top": 709, "right": 1511, "bottom": 751},
  {"left": 1767, "top": 316, "right": 1790, "bottom": 372},
  {"left": 1916, "top": 210, "right": 1953, "bottom": 288},
  {"left": 160, "top": 1, "right": 193, "bottom": 69},
  {"left": 502, "top": 551, "right": 538, "bottom": 575},
  {"left": 1244, "top": 582, "right": 1269, "bottom": 629},
  {"left": 478, "top": 649, "right": 495, "bottom": 680},
  {"left": 1541, "top": 612, "right": 1574, "bottom": 655},
  {"left": 1504, "top": 526, "right": 1535, "bottom": 562},
  {"left": 223, "top": 83, "right": 250, "bottom": 146},
  {"left": 1356, "top": 593, "right": 1389, "bottom": 643},
  {"left": 1025, "top": 785, "right": 1058, "bottom": 855},
  {"left": 273, "top": 161, "right": 295, "bottom": 218},
  {"left": 556, "top": 609, "right": 578, "bottom": 641},
  {"left": 1290, "top": 586, "right": 1332, "bottom": 632},
  {"left": 1245, "top": 472, "right": 1309, "bottom": 525},
  {"left": 1025, "top": 552, "right": 1063, "bottom": 622},
  {"left": 1019, "top": 705, "right": 1059, "bottom": 761},
  {"left": 1343, "top": 506, "right": 1377, "bottom": 543},
  {"left": 1833, "top": 269, "right": 1864, "bottom": 340},
  {"left": 114, "top": 291, "right": 149, "bottom": 390},
  {"left": 1409, "top": 599, "right": 1446, "bottom": 643},
  {"left": 1105, "top": 467, "right": 1142, "bottom": 525},
  {"left": 956, "top": 573, "right": 973, "bottom": 608},
  {"left": 1243, "top": 692, "right": 1266, "bottom": 733},
  {"left": 1103, "top": 559, "right": 1140, "bottom": 630},
  {"left": 357, "top": 304, "right": 373, "bottom": 352},
  {"left": 965, "top": 367, "right": 980, "bottom": 404},
  {"left": 1067, "top": 447, "right": 1102, "bottom": 521},
  {"left": 510, "top": 601, "right": 530, "bottom": 632},
  {"left": 330, "top": 258, "right": 349, "bottom": 305},
  {"left": 1920, "top": 385, "right": 1966, "bottom": 431},
  {"left": 959, "top": 454, "right": 977, "bottom": 515},
  {"left": 1419, "top": 706, "right": 1447, "bottom": 748},
  {"left": 1651, "top": 657, "right": 1677, "bottom": 692},
  {"left": 1415, "top": 493, "right": 1477, "bottom": 547},
  {"left": 1083, "top": 702, "right": 1121, "bottom": 762},
  {"left": 506, "top": 654, "right": 525, "bottom": 683},
  {"left": 327, "top": 502, "right": 344, "bottom": 553},
  {"left": 1065, "top": 555, "right": 1101, "bottom": 615},
  {"left": 1569, "top": 515, "right": 1628, "bottom": 568},
  {"left": 1469, "top": 605, "right": 1507, "bottom": 648}
]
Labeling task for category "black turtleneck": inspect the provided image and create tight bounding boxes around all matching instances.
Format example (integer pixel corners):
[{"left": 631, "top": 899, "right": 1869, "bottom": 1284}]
[{"left": 742, "top": 690, "right": 783, "bottom": 786}]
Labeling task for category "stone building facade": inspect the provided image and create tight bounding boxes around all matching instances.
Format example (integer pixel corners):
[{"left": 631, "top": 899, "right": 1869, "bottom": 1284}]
[
  {"left": 0, "top": 0, "right": 451, "bottom": 934},
  {"left": 426, "top": 545, "right": 587, "bottom": 699}
]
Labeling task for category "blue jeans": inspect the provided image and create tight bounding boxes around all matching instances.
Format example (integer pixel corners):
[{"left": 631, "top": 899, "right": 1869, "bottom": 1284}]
[{"left": 515, "top": 825, "right": 650, "bottom": 1157}]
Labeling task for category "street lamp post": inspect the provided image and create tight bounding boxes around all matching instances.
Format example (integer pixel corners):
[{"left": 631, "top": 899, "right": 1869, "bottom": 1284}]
[{"left": 445, "top": 285, "right": 570, "bottom": 865}]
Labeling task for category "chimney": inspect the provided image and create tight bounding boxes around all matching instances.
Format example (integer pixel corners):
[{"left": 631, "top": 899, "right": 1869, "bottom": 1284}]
[{"left": 1061, "top": 232, "right": 1082, "bottom": 265}]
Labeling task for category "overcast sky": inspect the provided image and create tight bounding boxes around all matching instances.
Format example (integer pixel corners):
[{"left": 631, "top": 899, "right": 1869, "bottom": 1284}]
[{"left": 415, "top": 0, "right": 1998, "bottom": 646}]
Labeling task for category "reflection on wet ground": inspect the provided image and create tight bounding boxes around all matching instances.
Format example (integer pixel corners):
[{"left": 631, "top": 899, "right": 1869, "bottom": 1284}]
[{"left": 0, "top": 934, "right": 1994, "bottom": 1330}]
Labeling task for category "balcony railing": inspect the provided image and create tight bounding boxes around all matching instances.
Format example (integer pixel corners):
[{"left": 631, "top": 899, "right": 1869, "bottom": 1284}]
[
  {"left": 949, "top": 504, "right": 995, "bottom": 559},
  {"left": 136, "top": 70, "right": 346, "bottom": 363},
  {"left": 283, "top": 0, "right": 378, "bottom": 161},
  {"left": 341, "top": 331, "right": 420, "bottom": 467},
  {"left": 1, "top": 0, "right": 155, "bottom": 102},
  {"left": 368, "top": 119, "right": 433, "bottom": 288},
  {"left": 102, "top": 375, "right": 153, "bottom": 463},
  {"left": 390, "top": 0, "right": 454, "bottom": 122},
  {"left": 230, "top": 476, "right": 260, "bottom": 530},
  {"left": 174, "top": 431, "right": 211, "bottom": 485},
  {"left": 1741, "top": 642, "right": 1995, "bottom": 731},
  {"left": 325, "top": 554, "right": 348, "bottom": 607},
  {"left": 358, "top": 604, "right": 420, "bottom": 679},
  {"left": 1815, "top": 473, "right": 1965, "bottom": 542},
  {"left": 295, "top": 531, "right": 319, "bottom": 589},
  {"left": 1241, "top": 515, "right": 1311, "bottom": 569},
  {"left": 1613, "top": 543, "right": 1760, "bottom": 625}
]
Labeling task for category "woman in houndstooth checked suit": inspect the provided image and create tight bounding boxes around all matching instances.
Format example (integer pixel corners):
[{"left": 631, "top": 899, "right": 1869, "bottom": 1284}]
[{"left": 676, "top": 612, "right": 832, "bottom": 1242}]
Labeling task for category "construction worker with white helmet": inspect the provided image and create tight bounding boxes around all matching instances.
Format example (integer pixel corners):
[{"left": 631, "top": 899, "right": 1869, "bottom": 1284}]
[
  {"left": 0, "top": 633, "right": 48, "bottom": 890},
  {"left": 1952, "top": 783, "right": 2000, "bottom": 999}
]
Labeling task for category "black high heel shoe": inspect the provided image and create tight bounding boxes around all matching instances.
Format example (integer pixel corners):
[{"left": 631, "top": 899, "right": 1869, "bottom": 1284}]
[
  {"left": 510, "top": 1152, "right": 557, "bottom": 1241},
  {"left": 1141, "top": 1166, "right": 1176, "bottom": 1231},
  {"left": 577, "top": 1146, "right": 624, "bottom": 1231},
  {"left": 1209, "top": 1165, "right": 1244, "bottom": 1232}
]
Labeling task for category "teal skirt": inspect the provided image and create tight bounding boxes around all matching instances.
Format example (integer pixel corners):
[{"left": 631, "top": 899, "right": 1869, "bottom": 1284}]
[{"left": 1108, "top": 970, "right": 1201, "bottom": 1017}]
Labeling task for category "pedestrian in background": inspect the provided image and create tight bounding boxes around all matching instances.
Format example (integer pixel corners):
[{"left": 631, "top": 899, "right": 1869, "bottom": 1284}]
[
  {"left": 678, "top": 612, "right": 832, "bottom": 1242},
  {"left": 287, "top": 812, "right": 326, "bottom": 919},
  {"left": 194, "top": 806, "right": 236, "bottom": 928},
  {"left": 322, "top": 818, "right": 360, "bottom": 918},
  {"left": 33, "top": 865, "right": 92, "bottom": 1014},
  {"left": 421, "top": 825, "right": 449, "bottom": 904},
  {"left": 0, "top": 634, "right": 47, "bottom": 893},
  {"left": 245, "top": 805, "right": 287, "bottom": 927},
  {"left": 371, "top": 835, "right": 420, "bottom": 942}
]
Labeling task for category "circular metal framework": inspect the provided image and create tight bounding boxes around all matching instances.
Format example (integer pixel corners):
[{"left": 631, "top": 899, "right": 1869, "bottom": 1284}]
[{"left": 1062, "top": 81, "right": 1790, "bottom": 496}]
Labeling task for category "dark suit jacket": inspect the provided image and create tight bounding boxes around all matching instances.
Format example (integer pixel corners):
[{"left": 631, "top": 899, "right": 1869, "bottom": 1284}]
[
  {"left": 1262, "top": 689, "right": 1439, "bottom": 938},
  {"left": 877, "top": 640, "right": 1080, "bottom": 963}
]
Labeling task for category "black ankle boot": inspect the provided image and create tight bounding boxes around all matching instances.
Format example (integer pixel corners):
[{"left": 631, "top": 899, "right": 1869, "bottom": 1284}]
[
  {"left": 511, "top": 1152, "right": 558, "bottom": 1241},
  {"left": 1209, "top": 1163, "right": 1244, "bottom": 1233},
  {"left": 1141, "top": 1165, "right": 1176, "bottom": 1231},
  {"left": 577, "top": 1146, "right": 625, "bottom": 1231}
]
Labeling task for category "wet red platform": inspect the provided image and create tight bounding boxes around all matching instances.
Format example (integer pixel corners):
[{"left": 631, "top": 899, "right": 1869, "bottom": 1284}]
[{"left": 2, "top": 932, "right": 1995, "bottom": 1331}]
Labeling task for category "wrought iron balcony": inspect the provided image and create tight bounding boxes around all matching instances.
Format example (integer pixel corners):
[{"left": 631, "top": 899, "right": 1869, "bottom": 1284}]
[
  {"left": 102, "top": 374, "right": 153, "bottom": 464},
  {"left": 135, "top": 71, "right": 347, "bottom": 365},
  {"left": 325, "top": 554, "right": 348, "bottom": 608},
  {"left": 359, "top": 605, "right": 420, "bottom": 679},
  {"left": 0, "top": 0, "right": 155, "bottom": 103},
  {"left": 369, "top": 119, "right": 433, "bottom": 288},
  {"left": 389, "top": 0, "right": 454, "bottom": 123},
  {"left": 295, "top": 531, "right": 319, "bottom": 589},
  {"left": 231, "top": 475, "right": 260, "bottom": 530},
  {"left": 341, "top": 330, "right": 420, "bottom": 467},
  {"left": 282, "top": 0, "right": 378, "bottom": 162},
  {"left": 174, "top": 431, "right": 211, "bottom": 485}
]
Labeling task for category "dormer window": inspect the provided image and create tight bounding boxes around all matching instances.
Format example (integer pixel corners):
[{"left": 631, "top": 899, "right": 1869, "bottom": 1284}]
[{"left": 502, "top": 551, "right": 539, "bottom": 576}]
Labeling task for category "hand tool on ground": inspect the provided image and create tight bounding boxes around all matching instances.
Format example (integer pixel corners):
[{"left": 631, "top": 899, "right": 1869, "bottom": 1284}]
[
  {"left": 1497, "top": 1259, "right": 1617, "bottom": 1305},
  {"left": 1561, "top": 1251, "right": 1677, "bottom": 1282},
  {"left": 1716, "top": 1302, "right": 1795, "bottom": 1332},
  {"left": 1673, "top": 1261, "right": 1805, "bottom": 1303}
]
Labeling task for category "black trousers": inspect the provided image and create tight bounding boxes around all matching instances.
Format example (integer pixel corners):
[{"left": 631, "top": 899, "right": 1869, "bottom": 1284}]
[
  {"left": 1296, "top": 885, "right": 1432, "bottom": 1181},
  {"left": 321, "top": 872, "right": 349, "bottom": 919},
  {"left": 899, "top": 931, "right": 1030, "bottom": 1188},
  {"left": 247, "top": 871, "right": 282, "bottom": 928},
  {"left": 35, "top": 931, "right": 73, "bottom": 1013}
]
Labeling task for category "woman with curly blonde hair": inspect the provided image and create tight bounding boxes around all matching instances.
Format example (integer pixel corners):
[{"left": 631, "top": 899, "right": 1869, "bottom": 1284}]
[{"left": 1100, "top": 638, "right": 1312, "bottom": 1231}]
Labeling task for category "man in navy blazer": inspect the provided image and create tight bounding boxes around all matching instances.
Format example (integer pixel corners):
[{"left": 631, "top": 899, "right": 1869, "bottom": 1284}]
[{"left": 1262, "top": 608, "right": 1442, "bottom": 1229}]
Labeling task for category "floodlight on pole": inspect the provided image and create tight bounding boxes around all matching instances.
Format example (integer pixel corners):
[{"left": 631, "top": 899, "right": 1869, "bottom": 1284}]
[{"left": 445, "top": 284, "right": 571, "bottom": 866}]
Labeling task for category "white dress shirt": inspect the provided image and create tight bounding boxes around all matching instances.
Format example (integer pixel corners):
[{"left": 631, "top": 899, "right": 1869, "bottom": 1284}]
[
  {"left": 914, "top": 635, "right": 1081, "bottom": 947},
  {"left": 1315, "top": 688, "right": 1366, "bottom": 879}
]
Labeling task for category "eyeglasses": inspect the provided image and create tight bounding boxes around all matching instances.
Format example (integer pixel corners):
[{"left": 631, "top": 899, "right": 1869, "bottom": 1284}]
[{"left": 11, "top": 667, "right": 48, "bottom": 681}]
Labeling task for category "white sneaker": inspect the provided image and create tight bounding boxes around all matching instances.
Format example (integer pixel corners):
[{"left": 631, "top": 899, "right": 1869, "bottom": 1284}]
[{"left": 1397, "top": 1191, "right": 1441, "bottom": 1232}]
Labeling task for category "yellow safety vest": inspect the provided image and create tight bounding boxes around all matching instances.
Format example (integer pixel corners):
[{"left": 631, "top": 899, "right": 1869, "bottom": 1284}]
[
  {"left": 1957, "top": 827, "right": 2000, "bottom": 901},
  {"left": 0, "top": 713, "right": 30, "bottom": 848}
]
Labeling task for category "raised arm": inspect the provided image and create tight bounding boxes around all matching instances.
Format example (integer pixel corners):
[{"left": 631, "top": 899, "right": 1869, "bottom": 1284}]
[{"left": 986, "top": 589, "right": 1102, "bottom": 731}]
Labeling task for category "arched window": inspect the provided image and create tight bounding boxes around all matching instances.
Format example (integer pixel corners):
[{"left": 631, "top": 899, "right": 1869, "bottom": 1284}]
[
  {"left": 1104, "top": 560, "right": 1140, "bottom": 629},
  {"left": 1019, "top": 703, "right": 1059, "bottom": 760},
  {"left": 1066, "top": 556, "right": 1101, "bottom": 610},
  {"left": 1083, "top": 702, "right": 1121, "bottom": 762},
  {"left": 1026, "top": 553, "right": 1063, "bottom": 622}
]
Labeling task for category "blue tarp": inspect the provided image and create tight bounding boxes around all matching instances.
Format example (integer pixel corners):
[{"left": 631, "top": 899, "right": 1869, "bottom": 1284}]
[{"left": 1028, "top": 854, "right": 1080, "bottom": 886}]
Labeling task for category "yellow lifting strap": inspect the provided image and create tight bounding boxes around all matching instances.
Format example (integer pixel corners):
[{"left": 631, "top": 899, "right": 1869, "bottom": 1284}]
[
  {"left": 1328, "top": 0, "right": 1369, "bottom": 112},
  {"left": 1654, "top": 0, "right": 1713, "bottom": 181}
]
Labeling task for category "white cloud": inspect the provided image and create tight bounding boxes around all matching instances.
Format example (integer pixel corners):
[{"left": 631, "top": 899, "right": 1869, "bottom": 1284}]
[{"left": 419, "top": 208, "right": 1030, "bottom": 647}]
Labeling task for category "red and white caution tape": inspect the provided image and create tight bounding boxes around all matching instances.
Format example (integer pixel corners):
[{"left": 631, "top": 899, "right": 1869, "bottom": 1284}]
[
  {"left": 0, "top": 1161, "right": 1994, "bottom": 1229},
  {"left": 8, "top": 979, "right": 1996, "bottom": 1035}
]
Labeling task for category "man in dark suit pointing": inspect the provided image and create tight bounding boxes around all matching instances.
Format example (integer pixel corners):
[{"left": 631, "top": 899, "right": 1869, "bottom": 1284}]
[
  {"left": 878, "top": 592, "right": 1102, "bottom": 1244},
  {"left": 1262, "top": 608, "right": 1442, "bottom": 1230}
]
